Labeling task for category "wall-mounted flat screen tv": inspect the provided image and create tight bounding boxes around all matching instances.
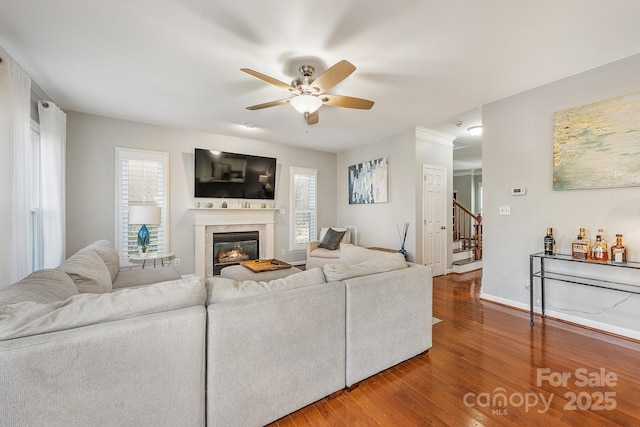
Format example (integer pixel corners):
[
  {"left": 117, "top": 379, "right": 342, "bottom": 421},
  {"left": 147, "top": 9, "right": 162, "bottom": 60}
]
[{"left": 194, "top": 148, "right": 276, "bottom": 199}]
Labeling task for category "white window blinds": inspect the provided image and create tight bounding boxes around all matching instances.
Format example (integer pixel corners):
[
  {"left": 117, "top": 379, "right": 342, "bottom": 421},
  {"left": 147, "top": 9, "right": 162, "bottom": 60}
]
[
  {"left": 290, "top": 167, "right": 317, "bottom": 251},
  {"left": 115, "top": 148, "right": 169, "bottom": 263}
]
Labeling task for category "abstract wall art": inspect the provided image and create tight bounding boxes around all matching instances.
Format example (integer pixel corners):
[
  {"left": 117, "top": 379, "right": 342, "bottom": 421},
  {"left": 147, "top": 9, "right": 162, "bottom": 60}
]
[
  {"left": 348, "top": 157, "right": 388, "bottom": 204},
  {"left": 553, "top": 92, "right": 640, "bottom": 190}
]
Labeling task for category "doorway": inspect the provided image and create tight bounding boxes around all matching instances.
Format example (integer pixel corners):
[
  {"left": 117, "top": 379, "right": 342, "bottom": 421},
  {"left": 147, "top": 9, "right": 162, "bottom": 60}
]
[{"left": 422, "top": 165, "right": 447, "bottom": 276}]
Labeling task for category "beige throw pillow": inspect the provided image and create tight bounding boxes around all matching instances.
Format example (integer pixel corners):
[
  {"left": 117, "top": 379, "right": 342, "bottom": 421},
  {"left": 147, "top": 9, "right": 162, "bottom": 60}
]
[
  {"left": 0, "top": 269, "right": 78, "bottom": 306},
  {"left": 59, "top": 248, "right": 113, "bottom": 294},
  {"left": 87, "top": 240, "right": 120, "bottom": 281}
]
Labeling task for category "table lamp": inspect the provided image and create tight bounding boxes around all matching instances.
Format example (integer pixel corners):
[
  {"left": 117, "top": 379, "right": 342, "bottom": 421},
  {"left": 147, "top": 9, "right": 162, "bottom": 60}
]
[{"left": 129, "top": 205, "right": 161, "bottom": 255}]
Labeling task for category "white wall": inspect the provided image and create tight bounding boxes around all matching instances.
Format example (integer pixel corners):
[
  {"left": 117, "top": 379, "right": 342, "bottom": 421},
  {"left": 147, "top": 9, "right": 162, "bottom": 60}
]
[
  {"left": 336, "top": 127, "right": 453, "bottom": 266},
  {"left": 482, "top": 53, "right": 640, "bottom": 339},
  {"left": 337, "top": 129, "right": 416, "bottom": 257},
  {"left": 66, "top": 111, "right": 337, "bottom": 274}
]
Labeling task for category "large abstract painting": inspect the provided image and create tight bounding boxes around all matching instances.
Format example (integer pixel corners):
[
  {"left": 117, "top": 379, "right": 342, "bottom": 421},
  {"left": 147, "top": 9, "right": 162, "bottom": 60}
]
[
  {"left": 348, "top": 157, "right": 388, "bottom": 204},
  {"left": 553, "top": 92, "right": 640, "bottom": 190}
]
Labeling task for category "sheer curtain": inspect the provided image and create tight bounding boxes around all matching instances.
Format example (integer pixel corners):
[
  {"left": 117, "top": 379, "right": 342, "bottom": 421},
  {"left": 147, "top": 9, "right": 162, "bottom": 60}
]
[
  {"left": 38, "top": 102, "right": 66, "bottom": 267},
  {"left": 0, "top": 57, "right": 31, "bottom": 284},
  {"left": 38, "top": 102, "right": 67, "bottom": 268}
]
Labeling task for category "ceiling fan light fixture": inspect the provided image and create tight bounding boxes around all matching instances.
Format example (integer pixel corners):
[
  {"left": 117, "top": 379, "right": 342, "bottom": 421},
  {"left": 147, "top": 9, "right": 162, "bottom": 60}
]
[
  {"left": 290, "top": 94, "right": 323, "bottom": 114},
  {"left": 467, "top": 126, "right": 483, "bottom": 137}
]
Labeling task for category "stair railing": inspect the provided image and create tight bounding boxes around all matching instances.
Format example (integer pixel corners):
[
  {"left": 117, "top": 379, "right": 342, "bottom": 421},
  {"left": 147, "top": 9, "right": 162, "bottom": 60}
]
[{"left": 452, "top": 200, "right": 483, "bottom": 260}]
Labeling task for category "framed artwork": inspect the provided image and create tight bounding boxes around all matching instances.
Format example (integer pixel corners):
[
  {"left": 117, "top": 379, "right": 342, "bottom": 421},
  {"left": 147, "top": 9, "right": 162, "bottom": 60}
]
[
  {"left": 348, "top": 157, "right": 388, "bottom": 204},
  {"left": 553, "top": 92, "right": 640, "bottom": 190}
]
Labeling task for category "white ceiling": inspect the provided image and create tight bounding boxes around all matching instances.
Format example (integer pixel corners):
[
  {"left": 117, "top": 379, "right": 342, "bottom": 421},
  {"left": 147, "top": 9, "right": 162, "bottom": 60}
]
[{"left": 2, "top": 1, "right": 640, "bottom": 155}]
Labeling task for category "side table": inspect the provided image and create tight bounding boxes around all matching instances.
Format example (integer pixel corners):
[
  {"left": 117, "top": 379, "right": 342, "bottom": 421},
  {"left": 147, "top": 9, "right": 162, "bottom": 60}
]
[{"left": 129, "top": 252, "right": 175, "bottom": 269}]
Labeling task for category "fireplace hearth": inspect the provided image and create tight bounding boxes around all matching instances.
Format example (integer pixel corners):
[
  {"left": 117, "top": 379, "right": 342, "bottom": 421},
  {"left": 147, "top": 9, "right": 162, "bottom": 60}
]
[{"left": 213, "top": 231, "right": 259, "bottom": 275}]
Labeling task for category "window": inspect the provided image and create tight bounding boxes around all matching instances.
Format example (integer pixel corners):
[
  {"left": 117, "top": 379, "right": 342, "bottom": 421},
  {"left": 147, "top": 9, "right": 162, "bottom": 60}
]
[
  {"left": 28, "top": 119, "right": 42, "bottom": 271},
  {"left": 115, "top": 148, "right": 169, "bottom": 263},
  {"left": 290, "top": 167, "right": 317, "bottom": 251}
]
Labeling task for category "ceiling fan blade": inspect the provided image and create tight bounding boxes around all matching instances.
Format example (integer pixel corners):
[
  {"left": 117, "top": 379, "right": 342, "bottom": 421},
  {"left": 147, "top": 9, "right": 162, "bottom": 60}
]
[
  {"left": 321, "top": 94, "right": 374, "bottom": 110},
  {"left": 246, "top": 98, "right": 291, "bottom": 110},
  {"left": 305, "top": 111, "right": 319, "bottom": 125},
  {"left": 241, "top": 68, "right": 300, "bottom": 93},
  {"left": 310, "top": 60, "right": 356, "bottom": 94}
]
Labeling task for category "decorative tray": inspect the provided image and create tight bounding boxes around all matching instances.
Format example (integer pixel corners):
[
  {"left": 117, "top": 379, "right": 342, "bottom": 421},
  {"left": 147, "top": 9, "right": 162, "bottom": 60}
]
[{"left": 240, "top": 259, "right": 292, "bottom": 273}]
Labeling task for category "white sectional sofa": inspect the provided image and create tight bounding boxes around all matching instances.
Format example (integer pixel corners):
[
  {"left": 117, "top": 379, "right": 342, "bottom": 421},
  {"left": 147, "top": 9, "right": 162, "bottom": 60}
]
[
  {"left": 0, "top": 240, "right": 205, "bottom": 427},
  {"left": 0, "top": 241, "right": 432, "bottom": 427}
]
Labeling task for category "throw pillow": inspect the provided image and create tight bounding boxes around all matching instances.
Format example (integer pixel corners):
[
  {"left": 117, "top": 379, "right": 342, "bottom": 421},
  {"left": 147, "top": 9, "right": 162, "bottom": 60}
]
[
  {"left": 318, "top": 228, "right": 346, "bottom": 251},
  {"left": 87, "top": 240, "right": 120, "bottom": 282},
  {"left": 0, "top": 269, "right": 78, "bottom": 306},
  {"left": 59, "top": 248, "right": 113, "bottom": 294}
]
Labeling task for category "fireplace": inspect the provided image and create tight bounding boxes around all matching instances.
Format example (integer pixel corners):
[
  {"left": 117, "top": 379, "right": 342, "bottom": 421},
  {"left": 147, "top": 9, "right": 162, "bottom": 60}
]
[
  {"left": 213, "top": 231, "right": 259, "bottom": 275},
  {"left": 192, "top": 207, "right": 277, "bottom": 278}
]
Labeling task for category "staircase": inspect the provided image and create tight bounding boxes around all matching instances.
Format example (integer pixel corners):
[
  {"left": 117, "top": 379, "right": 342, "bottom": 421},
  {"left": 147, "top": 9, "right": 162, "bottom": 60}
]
[{"left": 452, "top": 200, "right": 482, "bottom": 274}]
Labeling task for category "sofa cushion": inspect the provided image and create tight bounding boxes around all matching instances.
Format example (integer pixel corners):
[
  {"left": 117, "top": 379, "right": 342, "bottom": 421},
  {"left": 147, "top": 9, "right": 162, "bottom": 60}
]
[
  {"left": 112, "top": 266, "right": 182, "bottom": 289},
  {"left": 0, "top": 269, "right": 78, "bottom": 306},
  {"left": 338, "top": 244, "right": 396, "bottom": 265},
  {"left": 309, "top": 247, "right": 341, "bottom": 259},
  {"left": 206, "top": 267, "right": 326, "bottom": 304},
  {"left": 318, "top": 228, "right": 347, "bottom": 250},
  {"left": 59, "top": 248, "right": 113, "bottom": 294},
  {"left": 86, "top": 240, "right": 120, "bottom": 281},
  {"left": 324, "top": 252, "right": 408, "bottom": 282},
  {"left": 0, "top": 276, "right": 205, "bottom": 341}
]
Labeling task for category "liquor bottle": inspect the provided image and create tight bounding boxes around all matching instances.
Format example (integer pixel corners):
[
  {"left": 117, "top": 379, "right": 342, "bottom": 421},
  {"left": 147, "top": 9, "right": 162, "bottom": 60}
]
[
  {"left": 610, "top": 234, "right": 627, "bottom": 264},
  {"left": 590, "top": 228, "right": 608, "bottom": 262},
  {"left": 543, "top": 228, "right": 556, "bottom": 256},
  {"left": 571, "top": 228, "right": 590, "bottom": 260}
]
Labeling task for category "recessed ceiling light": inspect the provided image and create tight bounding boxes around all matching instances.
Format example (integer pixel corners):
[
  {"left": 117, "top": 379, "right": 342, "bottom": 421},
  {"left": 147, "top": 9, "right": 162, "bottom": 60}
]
[{"left": 467, "top": 126, "right": 482, "bottom": 137}]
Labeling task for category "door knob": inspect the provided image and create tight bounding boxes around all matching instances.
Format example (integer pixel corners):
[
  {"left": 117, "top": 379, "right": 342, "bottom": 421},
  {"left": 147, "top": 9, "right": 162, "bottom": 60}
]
[{"left": 441, "top": 226, "right": 447, "bottom": 230}]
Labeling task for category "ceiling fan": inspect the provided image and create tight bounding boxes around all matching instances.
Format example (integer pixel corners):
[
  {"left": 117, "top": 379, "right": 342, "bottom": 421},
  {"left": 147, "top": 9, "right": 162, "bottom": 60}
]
[{"left": 241, "top": 60, "right": 374, "bottom": 125}]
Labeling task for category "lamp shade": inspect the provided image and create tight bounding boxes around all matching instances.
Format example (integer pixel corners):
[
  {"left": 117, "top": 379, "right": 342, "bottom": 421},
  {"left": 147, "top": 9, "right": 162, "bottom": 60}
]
[
  {"left": 290, "top": 94, "right": 323, "bottom": 114},
  {"left": 129, "top": 205, "right": 161, "bottom": 225}
]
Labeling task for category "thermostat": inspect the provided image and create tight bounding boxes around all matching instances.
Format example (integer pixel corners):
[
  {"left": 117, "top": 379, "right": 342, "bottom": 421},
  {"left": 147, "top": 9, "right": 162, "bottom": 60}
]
[{"left": 511, "top": 187, "right": 526, "bottom": 195}]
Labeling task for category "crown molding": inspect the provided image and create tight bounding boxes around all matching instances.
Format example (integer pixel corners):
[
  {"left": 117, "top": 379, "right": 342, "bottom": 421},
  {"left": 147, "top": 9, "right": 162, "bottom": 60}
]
[{"left": 415, "top": 126, "right": 455, "bottom": 146}]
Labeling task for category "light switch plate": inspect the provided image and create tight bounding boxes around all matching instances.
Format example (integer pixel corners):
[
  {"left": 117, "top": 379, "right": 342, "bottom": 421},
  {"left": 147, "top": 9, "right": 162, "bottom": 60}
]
[{"left": 499, "top": 205, "right": 511, "bottom": 216}]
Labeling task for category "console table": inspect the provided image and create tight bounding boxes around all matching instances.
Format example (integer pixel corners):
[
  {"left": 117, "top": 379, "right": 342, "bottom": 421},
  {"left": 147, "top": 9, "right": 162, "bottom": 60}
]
[{"left": 529, "top": 252, "right": 640, "bottom": 325}]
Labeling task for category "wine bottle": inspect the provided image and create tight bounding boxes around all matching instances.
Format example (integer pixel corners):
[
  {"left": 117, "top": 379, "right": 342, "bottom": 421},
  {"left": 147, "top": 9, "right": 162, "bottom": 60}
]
[
  {"left": 571, "top": 228, "right": 589, "bottom": 260},
  {"left": 611, "top": 234, "right": 627, "bottom": 264},
  {"left": 590, "top": 228, "right": 608, "bottom": 262},
  {"left": 544, "top": 228, "right": 556, "bottom": 256}
]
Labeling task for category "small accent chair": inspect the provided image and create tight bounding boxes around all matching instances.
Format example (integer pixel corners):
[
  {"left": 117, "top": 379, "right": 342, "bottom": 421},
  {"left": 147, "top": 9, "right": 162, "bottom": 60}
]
[{"left": 306, "top": 226, "right": 356, "bottom": 269}]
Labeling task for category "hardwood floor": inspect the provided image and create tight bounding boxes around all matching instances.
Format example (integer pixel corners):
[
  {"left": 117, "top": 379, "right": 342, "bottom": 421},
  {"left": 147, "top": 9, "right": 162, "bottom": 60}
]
[{"left": 268, "top": 270, "right": 640, "bottom": 426}]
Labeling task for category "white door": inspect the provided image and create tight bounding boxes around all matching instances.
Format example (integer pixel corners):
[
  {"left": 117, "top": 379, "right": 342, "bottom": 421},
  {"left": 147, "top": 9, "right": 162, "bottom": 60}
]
[{"left": 422, "top": 165, "right": 447, "bottom": 276}]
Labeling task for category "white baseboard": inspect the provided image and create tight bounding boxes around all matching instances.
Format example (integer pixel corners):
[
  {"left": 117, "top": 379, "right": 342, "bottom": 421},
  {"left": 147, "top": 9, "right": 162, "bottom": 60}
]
[{"left": 480, "top": 292, "right": 640, "bottom": 341}]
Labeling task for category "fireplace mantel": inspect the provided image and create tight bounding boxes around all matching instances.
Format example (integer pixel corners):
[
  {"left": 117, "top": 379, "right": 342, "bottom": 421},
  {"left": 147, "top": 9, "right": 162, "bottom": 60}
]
[{"left": 191, "top": 208, "right": 278, "bottom": 278}]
